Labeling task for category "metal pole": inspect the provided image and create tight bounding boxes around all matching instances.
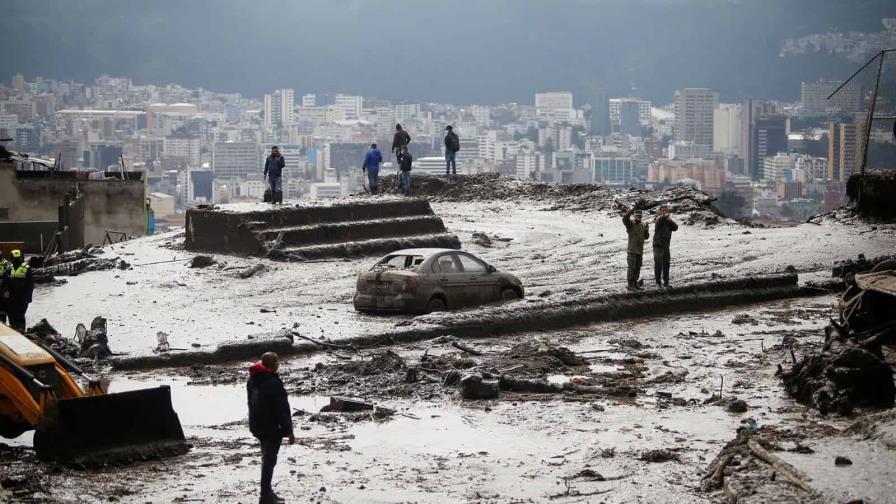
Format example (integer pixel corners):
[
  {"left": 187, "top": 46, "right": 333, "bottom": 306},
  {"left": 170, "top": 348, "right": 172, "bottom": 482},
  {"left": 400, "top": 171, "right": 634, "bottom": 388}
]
[{"left": 858, "top": 50, "right": 885, "bottom": 209}]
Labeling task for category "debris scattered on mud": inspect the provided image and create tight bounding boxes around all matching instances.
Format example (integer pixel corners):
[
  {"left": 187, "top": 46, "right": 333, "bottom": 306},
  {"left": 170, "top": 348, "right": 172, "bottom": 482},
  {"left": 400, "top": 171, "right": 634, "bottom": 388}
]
[
  {"left": 189, "top": 255, "right": 216, "bottom": 268},
  {"left": 237, "top": 263, "right": 268, "bottom": 279},
  {"left": 25, "top": 317, "right": 112, "bottom": 360},
  {"left": 380, "top": 173, "right": 726, "bottom": 224},
  {"left": 779, "top": 258, "right": 896, "bottom": 414},
  {"left": 639, "top": 449, "right": 680, "bottom": 463}
]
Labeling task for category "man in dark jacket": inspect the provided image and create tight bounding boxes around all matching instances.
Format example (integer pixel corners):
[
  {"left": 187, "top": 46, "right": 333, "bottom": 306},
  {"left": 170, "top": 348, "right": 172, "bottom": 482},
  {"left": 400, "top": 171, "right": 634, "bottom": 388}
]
[
  {"left": 0, "top": 250, "right": 10, "bottom": 325},
  {"left": 398, "top": 145, "right": 413, "bottom": 195},
  {"left": 622, "top": 208, "right": 649, "bottom": 291},
  {"left": 362, "top": 143, "right": 383, "bottom": 195},
  {"left": 652, "top": 205, "right": 679, "bottom": 288},
  {"left": 263, "top": 146, "right": 286, "bottom": 205},
  {"left": 247, "top": 352, "right": 295, "bottom": 503},
  {"left": 391, "top": 124, "right": 411, "bottom": 164},
  {"left": 444, "top": 125, "right": 460, "bottom": 176},
  {"left": 1, "top": 250, "right": 33, "bottom": 332}
]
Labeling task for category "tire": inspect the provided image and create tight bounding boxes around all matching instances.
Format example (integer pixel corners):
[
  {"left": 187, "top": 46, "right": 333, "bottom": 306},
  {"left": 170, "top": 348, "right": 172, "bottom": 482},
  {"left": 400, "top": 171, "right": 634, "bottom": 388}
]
[
  {"left": 500, "top": 288, "right": 520, "bottom": 301},
  {"left": 426, "top": 297, "right": 447, "bottom": 313}
]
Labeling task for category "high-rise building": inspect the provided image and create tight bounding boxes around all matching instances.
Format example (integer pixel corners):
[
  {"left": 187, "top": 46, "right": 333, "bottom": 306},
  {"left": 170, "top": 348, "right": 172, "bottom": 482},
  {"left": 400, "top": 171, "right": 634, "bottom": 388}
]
[
  {"left": 741, "top": 100, "right": 786, "bottom": 180},
  {"left": 673, "top": 88, "right": 718, "bottom": 149},
  {"left": 535, "top": 92, "right": 574, "bottom": 121},
  {"left": 609, "top": 98, "right": 651, "bottom": 130},
  {"left": 302, "top": 94, "right": 316, "bottom": 108},
  {"left": 713, "top": 103, "right": 742, "bottom": 156},
  {"left": 617, "top": 100, "right": 644, "bottom": 137},
  {"left": 395, "top": 104, "right": 420, "bottom": 122},
  {"left": 163, "top": 133, "right": 201, "bottom": 167},
  {"left": 263, "top": 89, "right": 295, "bottom": 128},
  {"left": 12, "top": 73, "right": 24, "bottom": 91},
  {"left": 827, "top": 121, "right": 863, "bottom": 182},
  {"left": 801, "top": 80, "right": 862, "bottom": 117},
  {"left": 212, "top": 141, "right": 258, "bottom": 179},
  {"left": 334, "top": 94, "right": 363, "bottom": 121}
]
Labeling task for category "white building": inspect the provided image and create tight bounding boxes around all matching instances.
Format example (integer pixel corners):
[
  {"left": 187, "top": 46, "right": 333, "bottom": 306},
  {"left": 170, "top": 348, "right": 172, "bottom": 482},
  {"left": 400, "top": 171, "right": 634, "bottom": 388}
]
[
  {"left": 762, "top": 152, "right": 796, "bottom": 182},
  {"left": 309, "top": 182, "right": 343, "bottom": 199},
  {"left": 674, "top": 88, "right": 718, "bottom": 149},
  {"left": 668, "top": 141, "right": 711, "bottom": 160},
  {"left": 301, "top": 94, "right": 316, "bottom": 108},
  {"left": 334, "top": 94, "right": 363, "bottom": 121},
  {"left": 264, "top": 88, "right": 295, "bottom": 128},
  {"left": 163, "top": 133, "right": 201, "bottom": 166},
  {"left": 212, "top": 141, "right": 258, "bottom": 179},
  {"left": 793, "top": 155, "right": 828, "bottom": 182},
  {"left": 239, "top": 179, "right": 267, "bottom": 199},
  {"left": 713, "top": 103, "right": 743, "bottom": 156},
  {"left": 535, "top": 91, "right": 575, "bottom": 121},
  {"left": 395, "top": 104, "right": 420, "bottom": 122},
  {"left": 414, "top": 156, "right": 449, "bottom": 176},
  {"left": 609, "top": 98, "right": 651, "bottom": 124}
]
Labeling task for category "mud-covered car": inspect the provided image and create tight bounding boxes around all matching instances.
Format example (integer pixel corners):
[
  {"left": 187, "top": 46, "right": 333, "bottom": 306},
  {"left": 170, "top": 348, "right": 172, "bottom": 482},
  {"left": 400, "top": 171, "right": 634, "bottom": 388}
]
[{"left": 353, "top": 248, "right": 524, "bottom": 313}]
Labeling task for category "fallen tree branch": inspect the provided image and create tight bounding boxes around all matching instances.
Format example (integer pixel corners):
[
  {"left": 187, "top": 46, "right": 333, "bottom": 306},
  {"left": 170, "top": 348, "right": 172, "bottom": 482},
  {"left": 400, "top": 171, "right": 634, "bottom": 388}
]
[
  {"left": 451, "top": 340, "right": 482, "bottom": 355},
  {"left": 746, "top": 440, "right": 813, "bottom": 493},
  {"left": 291, "top": 331, "right": 356, "bottom": 351}
]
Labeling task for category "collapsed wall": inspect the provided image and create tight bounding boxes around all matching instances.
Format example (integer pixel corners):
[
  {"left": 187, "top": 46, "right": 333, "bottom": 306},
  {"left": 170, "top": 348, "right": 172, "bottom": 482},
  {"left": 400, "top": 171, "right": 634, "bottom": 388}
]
[{"left": 184, "top": 197, "right": 460, "bottom": 259}]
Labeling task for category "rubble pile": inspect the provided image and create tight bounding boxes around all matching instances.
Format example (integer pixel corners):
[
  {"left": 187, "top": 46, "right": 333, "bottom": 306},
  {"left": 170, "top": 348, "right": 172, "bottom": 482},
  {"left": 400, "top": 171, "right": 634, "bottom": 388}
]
[
  {"left": 380, "top": 173, "right": 726, "bottom": 224},
  {"left": 779, "top": 259, "right": 896, "bottom": 414},
  {"left": 25, "top": 317, "right": 113, "bottom": 360},
  {"left": 34, "top": 248, "right": 129, "bottom": 279}
]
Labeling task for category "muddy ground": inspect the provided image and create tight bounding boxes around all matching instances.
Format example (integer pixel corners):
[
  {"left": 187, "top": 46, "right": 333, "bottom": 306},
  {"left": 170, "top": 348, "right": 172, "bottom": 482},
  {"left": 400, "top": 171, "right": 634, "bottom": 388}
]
[
  {"left": 4, "top": 188, "right": 896, "bottom": 503},
  {"left": 3, "top": 296, "right": 894, "bottom": 503}
]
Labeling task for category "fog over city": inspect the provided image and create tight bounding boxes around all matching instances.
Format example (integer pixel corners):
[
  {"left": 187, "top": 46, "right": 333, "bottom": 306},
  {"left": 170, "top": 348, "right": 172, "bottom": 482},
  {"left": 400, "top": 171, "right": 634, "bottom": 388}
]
[{"left": 3, "top": 0, "right": 894, "bottom": 103}]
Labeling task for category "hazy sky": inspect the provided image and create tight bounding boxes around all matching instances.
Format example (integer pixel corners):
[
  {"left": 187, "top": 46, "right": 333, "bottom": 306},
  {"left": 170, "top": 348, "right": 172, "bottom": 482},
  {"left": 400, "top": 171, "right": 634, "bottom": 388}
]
[{"left": 2, "top": 0, "right": 894, "bottom": 104}]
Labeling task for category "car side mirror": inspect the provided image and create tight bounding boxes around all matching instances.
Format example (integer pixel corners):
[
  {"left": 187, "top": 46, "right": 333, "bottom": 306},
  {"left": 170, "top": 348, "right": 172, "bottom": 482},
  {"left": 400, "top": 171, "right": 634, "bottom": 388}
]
[{"left": 487, "top": 265, "right": 497, "bottom": 273}]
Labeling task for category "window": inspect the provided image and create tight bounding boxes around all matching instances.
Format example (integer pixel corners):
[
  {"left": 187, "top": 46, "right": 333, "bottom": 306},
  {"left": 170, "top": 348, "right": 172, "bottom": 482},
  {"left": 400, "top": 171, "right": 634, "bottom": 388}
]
[
  {"left": 375, "top": 254, "right": 424, "bottom": 271},
  {"left": 456, "top": 254, "right": 487, "bottom": 273},
  {"left": 432, "top": 254, "right": 460, "bottom": 274}
]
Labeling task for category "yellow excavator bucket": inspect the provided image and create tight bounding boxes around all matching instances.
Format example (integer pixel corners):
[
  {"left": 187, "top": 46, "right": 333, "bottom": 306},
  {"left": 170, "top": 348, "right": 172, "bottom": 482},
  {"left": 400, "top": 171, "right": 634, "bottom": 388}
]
[{"left": 0, "top": 324, "right": 188, "bottom": 466}]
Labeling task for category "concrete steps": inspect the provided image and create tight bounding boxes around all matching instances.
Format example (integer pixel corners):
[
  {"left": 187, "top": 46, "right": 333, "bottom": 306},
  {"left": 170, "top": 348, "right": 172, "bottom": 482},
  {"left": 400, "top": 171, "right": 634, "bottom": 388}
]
[{"left": 185, "top": 198, "right": 460, "bottom": 259}]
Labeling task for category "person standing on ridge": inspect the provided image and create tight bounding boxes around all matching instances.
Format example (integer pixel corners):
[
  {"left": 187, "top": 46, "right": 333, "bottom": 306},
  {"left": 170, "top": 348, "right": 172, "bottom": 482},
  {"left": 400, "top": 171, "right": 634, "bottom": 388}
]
[
  {"left": 622, "top": 207, "right": 649, "bottom": 291},
  {"left": 263, "top": 146, "right": 286, "bottom": 205},
  {"left": 247, "top": 352, "right": 295, "bottom": 504},
  {"left": 0, "top": 250, "right": 11, "bottom": 325},
  {"left": 444, "top": 125, "right": 460, "bottom": 176},
  {"left": 652, "top": 205, "right": 678, "bottom": 289},
  {"left": 391, "top": 123, "right": 411, "bottom": 165},
  {"left": 1, "top": 250, "right": 33, "bottom": 332},
  {"left": 362, "top": 143, "right": 383, "bottom": 195},
  {"left": 398, "top": 145, "right": 413, "bottom": 195}
]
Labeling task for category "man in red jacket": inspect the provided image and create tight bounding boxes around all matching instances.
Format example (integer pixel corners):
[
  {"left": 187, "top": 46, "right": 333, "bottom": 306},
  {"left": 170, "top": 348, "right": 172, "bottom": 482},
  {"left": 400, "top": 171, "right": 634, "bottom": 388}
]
[{"left": 247, "top": 352, "right": 295, "bottom": 503}]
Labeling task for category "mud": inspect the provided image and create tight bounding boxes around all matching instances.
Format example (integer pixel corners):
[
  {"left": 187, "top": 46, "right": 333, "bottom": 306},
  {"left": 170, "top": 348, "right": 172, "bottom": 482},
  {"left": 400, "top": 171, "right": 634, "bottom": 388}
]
[
  {"left": 380, "top": 173, "right": 724, "bottom": 224},
  {"left": 109, "top": 274, "right": 815, "bottom": 370}
]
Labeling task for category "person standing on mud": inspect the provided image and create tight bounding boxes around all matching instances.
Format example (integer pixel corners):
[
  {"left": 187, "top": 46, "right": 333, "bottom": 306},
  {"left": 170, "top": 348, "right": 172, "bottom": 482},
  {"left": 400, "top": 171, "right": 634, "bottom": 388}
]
[
  {"left": 622, "top": 208, "right": 649, "bottom": 291},
  {"left": 247, "top": 352, "right": 295, "bottom": 504},
  {"left": 263, "top": 146, "right": 286, "bottom": 205},
  {"left": 652, "top": 205, "right": 678, "bottom": 289},
  {"left": 398, "top": 145, "right": 413, "bottom": 195},
  {"left": 444, "top": 125, "right": 460, "bottom": 176},
  {"left": 391, "top": 123, "right": 411, "bottom": 164},
  {"left": 362, "top": 143, "right": 383, "bottom": 195},
  {"left": 2, "top": 250, "right": 33, "bottom": 331}
]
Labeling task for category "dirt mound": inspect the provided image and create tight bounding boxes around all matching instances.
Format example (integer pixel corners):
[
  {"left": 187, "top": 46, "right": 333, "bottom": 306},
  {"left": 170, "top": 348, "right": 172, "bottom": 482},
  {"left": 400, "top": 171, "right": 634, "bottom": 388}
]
[{"left": 380, "top": 173, "right": 726, "bottom": 224}]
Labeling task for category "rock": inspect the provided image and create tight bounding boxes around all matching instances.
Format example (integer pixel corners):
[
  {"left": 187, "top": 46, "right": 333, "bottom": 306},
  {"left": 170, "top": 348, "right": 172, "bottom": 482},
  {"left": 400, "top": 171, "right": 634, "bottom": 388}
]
[
  {"left": 320, "top": 397, "right": 375, "bottom": 412},
  {"left": 834, "top": 455, "right": 853, "bottom": 466},
  {"left": 471, "top": 232, "right": 493, "bottom": 248},
  {"left": 189, "top": 255, "right": 215, "bottom": 268},
  {"left": 639, "top": 449, "right": 680, "bottom": 463},
  {"left": 459, "top": 373, "right": 500, "bottom": 400},
  {"left": 726, "top": 399, "right": 748, "bottom": 413},
  {"left": 238, "top": 263, "right": 268, "bottom": 279}
]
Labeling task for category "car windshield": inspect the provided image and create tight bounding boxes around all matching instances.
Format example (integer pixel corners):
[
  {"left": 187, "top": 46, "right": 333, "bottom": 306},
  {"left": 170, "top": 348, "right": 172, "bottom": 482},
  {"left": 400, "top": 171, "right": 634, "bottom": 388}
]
[{"left": 372, "top": 254, "right": 426, "bottom": 271}]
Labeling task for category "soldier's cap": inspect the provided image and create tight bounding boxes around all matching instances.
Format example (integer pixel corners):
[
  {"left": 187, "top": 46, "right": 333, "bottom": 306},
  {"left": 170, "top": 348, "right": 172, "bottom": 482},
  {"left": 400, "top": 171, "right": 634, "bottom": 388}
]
[{"left": 11, "top": 250, "right": 22, "bottom": 258}]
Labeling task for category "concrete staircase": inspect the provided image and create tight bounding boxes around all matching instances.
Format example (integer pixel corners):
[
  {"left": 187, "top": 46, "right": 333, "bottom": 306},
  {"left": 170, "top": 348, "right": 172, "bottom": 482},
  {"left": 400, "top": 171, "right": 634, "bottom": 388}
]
[{"left": 185, "top": 198, "right": 460, "bottom": 260}]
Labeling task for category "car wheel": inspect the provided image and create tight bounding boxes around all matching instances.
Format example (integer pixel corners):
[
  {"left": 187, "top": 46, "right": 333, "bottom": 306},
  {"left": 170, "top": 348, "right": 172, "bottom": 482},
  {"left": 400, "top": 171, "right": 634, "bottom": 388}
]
[
  {"left": 500, "top": 288, "right": 520, "bottom": 301},
  {"left": 426, "top": 297, "right": 447, "bottom": 313}
]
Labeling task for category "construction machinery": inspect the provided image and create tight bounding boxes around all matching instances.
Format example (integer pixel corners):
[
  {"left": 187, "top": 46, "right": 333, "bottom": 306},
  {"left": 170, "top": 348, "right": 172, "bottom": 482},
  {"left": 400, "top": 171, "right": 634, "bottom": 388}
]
[{"left": 0, "top": 323, "right": 187, "bottom": 466}]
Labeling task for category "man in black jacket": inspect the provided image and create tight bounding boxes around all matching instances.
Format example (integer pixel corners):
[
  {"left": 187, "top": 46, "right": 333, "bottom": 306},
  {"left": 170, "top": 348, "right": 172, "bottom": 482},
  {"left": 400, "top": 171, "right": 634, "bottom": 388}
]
[
  {"left": 391, "top": 124, "right": 411, "bottom": 164},
  {"left": 444, "top": 125, "right": 460, "bottom": 176},
  {"left": 247, "top": 352, "right": 295, "bottom": 503},
  {"left": 263, "top": 146, "right": 286, "bottom": 205},
  {"left": 1, "top": 250, "right": 33, "bottom": 332},
  {"left": 398, "top": 145, "right": 413, "bottom": 195},
  {"left": 652, "top": 205, "right": 679, "bottom": 288}
]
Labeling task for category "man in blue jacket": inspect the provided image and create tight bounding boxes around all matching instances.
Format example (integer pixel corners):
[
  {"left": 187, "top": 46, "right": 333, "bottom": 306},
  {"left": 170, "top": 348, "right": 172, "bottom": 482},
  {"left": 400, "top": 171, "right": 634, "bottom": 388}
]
[
  {"left": 263, "top": 146, "right": 286, "bottom": 205},
  {"left": 362, "top": 143, "right": 383, "bottom": 194},
  {"left": 247, "top": 352, "right": 295, "bottom": 503}
]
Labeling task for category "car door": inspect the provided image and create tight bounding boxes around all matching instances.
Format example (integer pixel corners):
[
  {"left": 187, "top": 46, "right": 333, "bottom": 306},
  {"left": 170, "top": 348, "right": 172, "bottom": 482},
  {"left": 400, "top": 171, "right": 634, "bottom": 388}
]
[
  {"left": 455, "top": 253, "right": 499, "bottom": 305},
  {"left": 431, "top": 253, "right": 467, "bottom": 308}
]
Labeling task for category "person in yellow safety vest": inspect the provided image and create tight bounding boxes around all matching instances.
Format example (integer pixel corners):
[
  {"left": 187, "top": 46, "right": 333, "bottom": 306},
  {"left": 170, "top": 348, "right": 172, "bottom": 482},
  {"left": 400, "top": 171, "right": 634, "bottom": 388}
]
[
  {"left": 0, "top": 250, "right": 9, "bottom": 326},
  {"left": 1, "top": 250, "right": 33, "bottom": 332}
]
